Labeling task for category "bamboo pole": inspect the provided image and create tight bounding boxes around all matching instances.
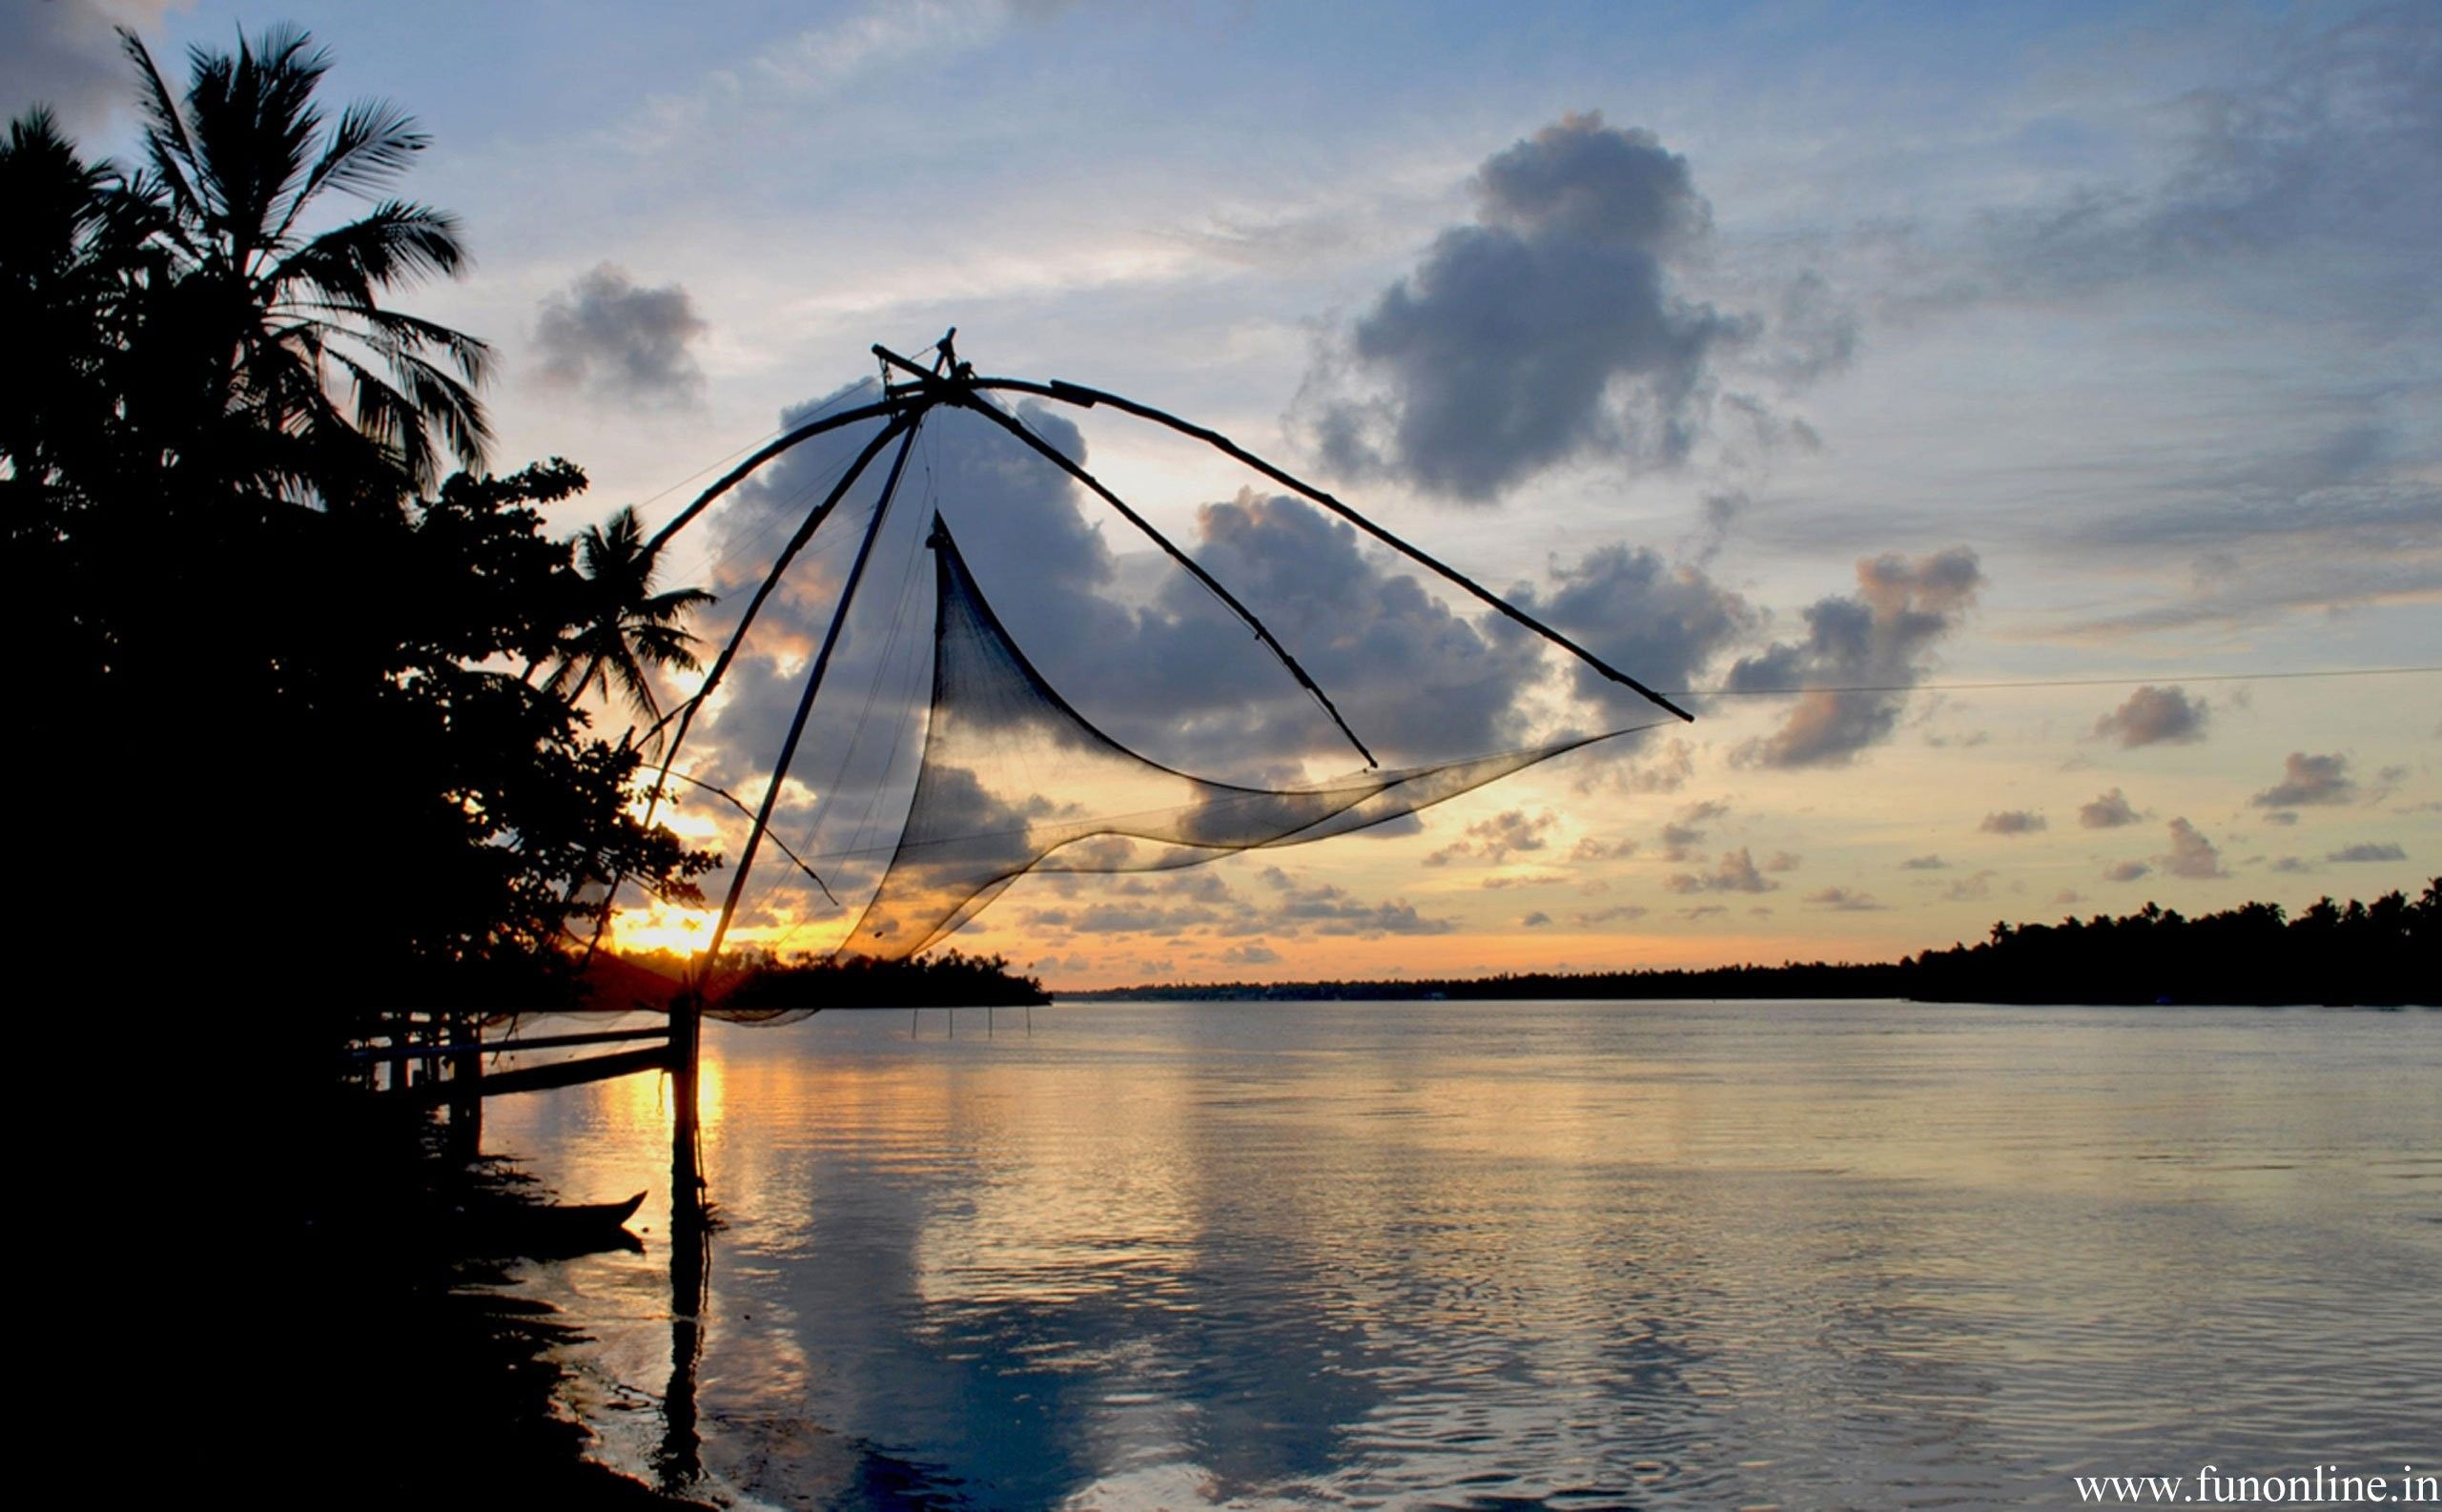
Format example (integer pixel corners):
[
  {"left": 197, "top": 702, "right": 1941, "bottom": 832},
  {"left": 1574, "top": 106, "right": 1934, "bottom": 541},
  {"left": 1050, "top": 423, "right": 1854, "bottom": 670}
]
[
  {"left": 990, "top": 375, "right": 1697, "bottom": 724},
  {"left": 642, "top": 396, "right": 900, "bottom": 555},
  {"left": 954, "top": 387, "right": 1379, "bottom": 767}
]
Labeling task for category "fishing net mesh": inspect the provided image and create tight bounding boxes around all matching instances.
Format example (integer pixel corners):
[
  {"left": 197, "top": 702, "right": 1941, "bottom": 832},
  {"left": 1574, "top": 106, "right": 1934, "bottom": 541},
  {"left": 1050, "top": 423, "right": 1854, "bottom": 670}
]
[{"left": 831, "top": 514, "right": 1646, "bottom": 963}]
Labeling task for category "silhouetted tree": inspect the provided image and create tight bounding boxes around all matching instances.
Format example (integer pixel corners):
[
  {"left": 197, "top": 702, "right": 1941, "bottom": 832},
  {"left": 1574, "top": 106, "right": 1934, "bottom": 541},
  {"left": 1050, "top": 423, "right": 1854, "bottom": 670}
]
[
  {"left": 116, "top": 23, "right": 488, "bottom": 502},
  {"left": 543, "top": 504, "right": 716, "bottom": 725},
  {"left": 7, "top": 31, "right": 715, "bottom": 1013}
]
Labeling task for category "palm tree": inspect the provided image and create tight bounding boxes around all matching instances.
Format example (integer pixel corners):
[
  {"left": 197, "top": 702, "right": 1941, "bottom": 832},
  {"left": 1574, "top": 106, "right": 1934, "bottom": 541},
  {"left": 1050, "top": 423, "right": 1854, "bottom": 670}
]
[
  {"left": 545, "top": 505, "right": 717, "bottom": 725},
  {"left": 117, "top": 24, "right": 489, "bottom": 501}
]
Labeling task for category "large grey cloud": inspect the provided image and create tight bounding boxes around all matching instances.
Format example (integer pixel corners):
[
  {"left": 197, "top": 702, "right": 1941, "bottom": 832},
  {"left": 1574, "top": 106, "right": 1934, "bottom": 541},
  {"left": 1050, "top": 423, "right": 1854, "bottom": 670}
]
[
  {"left": 1304, "top": 112, "right": 1830, "bottom": 501},
  {"left": 1728, "top": 548, "right": 1983, "bottom": 767},
  {"left": 535, "top": 263, "right": 709, "bottom": 407},
  {"left": 2094, "top": 685, "right": 2210, "bottom": 747},
  {"left": 0, "top": 2, "right": 181, "bottom": 135},
  {"left": 1512, "top": 543, "right": 1755, "bottom": 708}
]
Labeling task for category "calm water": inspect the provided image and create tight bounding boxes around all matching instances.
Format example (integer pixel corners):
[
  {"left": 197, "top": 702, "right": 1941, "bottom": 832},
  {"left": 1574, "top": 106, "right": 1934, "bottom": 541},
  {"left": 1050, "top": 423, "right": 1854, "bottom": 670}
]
[{"left": 487, "top": 1001, "right": 2439, "bottom": 1510}]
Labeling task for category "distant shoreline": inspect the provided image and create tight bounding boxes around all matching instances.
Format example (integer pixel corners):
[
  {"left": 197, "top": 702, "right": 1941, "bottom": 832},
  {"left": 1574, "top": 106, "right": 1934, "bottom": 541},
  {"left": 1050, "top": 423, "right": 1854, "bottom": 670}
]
[
  {"left": 1056, "top": 882, "right": 2439, "bottom": 1010},
  {"left": 1054, "top": 975, "right": 2432, "bottom": 1008}
]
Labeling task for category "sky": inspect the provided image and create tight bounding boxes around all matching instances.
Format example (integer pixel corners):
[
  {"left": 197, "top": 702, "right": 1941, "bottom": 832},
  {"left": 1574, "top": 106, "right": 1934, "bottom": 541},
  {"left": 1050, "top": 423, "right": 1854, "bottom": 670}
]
[{"left": 14, "top": 0, "right": 2437, "bottom": 986}]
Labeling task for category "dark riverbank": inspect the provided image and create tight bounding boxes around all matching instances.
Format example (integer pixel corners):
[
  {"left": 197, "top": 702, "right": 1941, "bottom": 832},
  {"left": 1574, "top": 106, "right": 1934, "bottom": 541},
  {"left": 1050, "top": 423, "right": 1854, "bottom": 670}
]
[
  {"left": 261, "top": 1120, "right": 712, "bottom": 1510},
  {"left": 1064, "top": 882, "right": 2439, "bottom": 1008},
  {"left": 60, "top": 1060, "right": 706, "bottom": 1511}
]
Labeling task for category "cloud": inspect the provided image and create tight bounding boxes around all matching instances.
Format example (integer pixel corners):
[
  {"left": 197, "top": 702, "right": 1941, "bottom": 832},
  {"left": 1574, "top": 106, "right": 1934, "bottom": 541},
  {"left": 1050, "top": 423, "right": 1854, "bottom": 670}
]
[
  {"left": 1662, "top": 847, "right": 1775, "bottom": 895},
  {"left": 1590, "top": 736, "right": 1696, "bottom": 795},
  {"left": 1980, "top": 809, "right": 2047, "bottom": 836},
  {"left": 1521, "top": 910, "right": 1552, "bottom": 928},
  {"left": 2103, "top": 860, "right": 2153, "bottom": 883},
  {"left": 1215, "top": 941, "right": 1281, "bottom": 967},
  {"left": 1980, "top": 5, "right": 2440, "bottom": 328},
  {"left": 2327, "top": 842, "right": 2408, "bottom": 863},
  {"left": 2268, "top": 856, "right": 2310, "bottom": 873},
  {"left": 1575, "top": 905, "right": 1649, "bottom": 926},
  {"left": 535, "top": 263, "right": 709, "bottom": 407},
  {"left": 1898, "top": 853, "right": 1949, "bottom": 870},
  {"left": 1657, "top": 798, "right": 1729, "bottom": 861},
  {"left": 1805, "top": 886, "right": 1886, "bottom": 911},
  {"left": 2161, "top": 817, "right": 2228, "bottom": 879},
  {"left": 1570, "top": 835, "right": 1638, "bottom": 862},
  {"left": 1513, "top": 544, "right": 1755, "bottom": 706},
  {"left": 693, "top": 397, "right": 1637, "bottom": 812},
  {"left": 1944, "top": 869, "right": 1998, "bottom": 902},
  {"left": 2094, "top": 685, "right": 2210, "bottom": 747},
  {"left": 2079, "top": 788, "right": 2144, "bottom": 829},
  {"left": 1304, "top": 112, "right": 1819, "bottom": 501},
  {"left": 1424, "top": 807, "right": 1556, "bottom": 867},
  {"left": 1764, "top": 850, "right": 1803, "bottom": 873},
  {"left": 0, "top": 1, "right": 183, "bottom": 135},
  {"left": 1728, "top": 548, "right": 1983, "bottom": 767},
  {"left": 2251, "top": 751, "right": 2358, "bottom": 807},
  {"left": 1268, "top": 879, "right": 1455, "bottom": 936}
]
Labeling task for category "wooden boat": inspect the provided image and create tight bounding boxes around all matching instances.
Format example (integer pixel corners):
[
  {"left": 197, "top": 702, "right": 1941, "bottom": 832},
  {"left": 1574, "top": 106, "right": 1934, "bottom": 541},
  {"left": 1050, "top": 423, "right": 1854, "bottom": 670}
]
[{"left": 453, "top": 1191, "right": 648, "bottom": 1257}]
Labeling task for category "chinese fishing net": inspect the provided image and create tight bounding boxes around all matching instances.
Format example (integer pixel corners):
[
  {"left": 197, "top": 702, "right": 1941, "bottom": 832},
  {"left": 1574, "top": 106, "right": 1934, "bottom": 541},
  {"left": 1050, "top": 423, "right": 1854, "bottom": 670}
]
[{"left": 826, "top": 513, "right": 1653, "bottom": 965}]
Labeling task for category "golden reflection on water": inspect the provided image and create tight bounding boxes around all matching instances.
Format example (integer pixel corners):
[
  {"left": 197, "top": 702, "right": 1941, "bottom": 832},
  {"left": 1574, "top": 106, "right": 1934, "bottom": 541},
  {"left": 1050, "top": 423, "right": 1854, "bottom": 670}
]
[{"left": 487, "top": 1002, "right": 2442, "bottom": 1511}]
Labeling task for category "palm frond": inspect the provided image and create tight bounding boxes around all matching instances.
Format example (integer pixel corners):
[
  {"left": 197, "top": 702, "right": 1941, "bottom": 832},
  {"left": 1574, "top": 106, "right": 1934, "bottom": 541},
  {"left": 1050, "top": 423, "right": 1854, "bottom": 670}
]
[
  {"left": 273, "top": 200, "right": 469, "bottom": 300},
  {"left": 292, "top": 97, "right": 426, "bottom": 209},
  {"left": 115, "top": 28, "right": 205, "bottom": 235}
]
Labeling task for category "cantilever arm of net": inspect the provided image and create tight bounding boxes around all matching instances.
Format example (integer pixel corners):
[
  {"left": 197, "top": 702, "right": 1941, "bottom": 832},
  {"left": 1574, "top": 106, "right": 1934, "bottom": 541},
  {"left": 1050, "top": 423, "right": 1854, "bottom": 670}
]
[
  {"left": 985, "top": 377, "right": 1695, "bottom": 725},
  {"left": 700, "top": 415, "right": 930, "bottom": 982},
  {"left": 658, "top": 770, "right": 838, "bottom": 905},
  {"left": 640, "top": 415, "right": 912, "bottom": 817},
  {"left": 838, "top": 517, "right": 1661, "bottom": 961},
  {"left": 869, "top": 345, "right": 1376, "bottom": 768},
  {"left": 950, "top": 389, "right": 1379, "bottom": 768},
  {"left": 861, "top": 733, "right": 1646, "bottom": 961},
  {"left": 643, "top": 394, "right": 904, "bottom": 556}
]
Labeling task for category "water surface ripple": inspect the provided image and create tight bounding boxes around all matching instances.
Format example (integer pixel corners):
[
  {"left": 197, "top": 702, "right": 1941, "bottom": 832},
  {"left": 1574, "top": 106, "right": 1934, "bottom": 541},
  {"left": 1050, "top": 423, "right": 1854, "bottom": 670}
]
[{"left": 490, "top": 1000, "right": 2440, "bottom": 1510}]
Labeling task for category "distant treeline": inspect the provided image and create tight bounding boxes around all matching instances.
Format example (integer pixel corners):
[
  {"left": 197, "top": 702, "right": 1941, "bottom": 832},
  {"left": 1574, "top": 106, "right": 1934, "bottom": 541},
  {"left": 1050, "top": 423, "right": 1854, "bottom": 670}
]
[
  {"left": 1066, "top": 881, "right": 2438, "bottom": 1008},
  {"left": 722, "top": 949, "right": 1051, "bottom": 1011}
]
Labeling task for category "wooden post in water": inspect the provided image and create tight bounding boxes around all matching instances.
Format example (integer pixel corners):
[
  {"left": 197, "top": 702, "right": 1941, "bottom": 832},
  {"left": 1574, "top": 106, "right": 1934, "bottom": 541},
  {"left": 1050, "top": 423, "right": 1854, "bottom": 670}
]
[
  {"left": 445, "top": 1011, "right": 482, "bottom": 1160},
  {"left": 669, "top": 992, "right": 703, "bottom": 1227}
]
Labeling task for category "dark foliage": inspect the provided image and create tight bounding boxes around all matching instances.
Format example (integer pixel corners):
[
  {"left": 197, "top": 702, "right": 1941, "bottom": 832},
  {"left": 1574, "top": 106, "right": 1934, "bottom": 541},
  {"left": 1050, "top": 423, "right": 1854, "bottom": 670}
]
[
  {"left": 4, "top": 35, "right": 716, "bottom": 1012},
  {"left": 724, "top": 948, "right": 1051, "bottom": 1011}
]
